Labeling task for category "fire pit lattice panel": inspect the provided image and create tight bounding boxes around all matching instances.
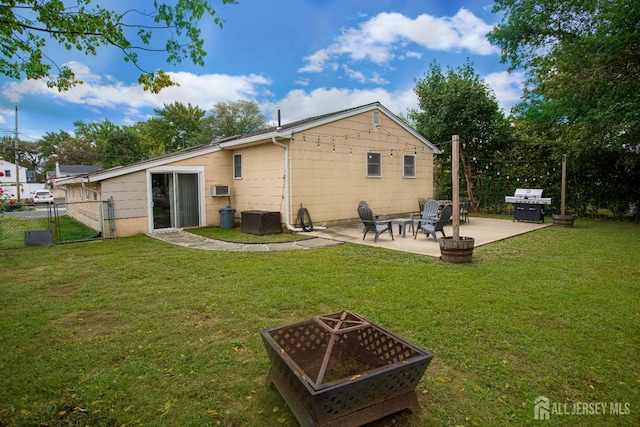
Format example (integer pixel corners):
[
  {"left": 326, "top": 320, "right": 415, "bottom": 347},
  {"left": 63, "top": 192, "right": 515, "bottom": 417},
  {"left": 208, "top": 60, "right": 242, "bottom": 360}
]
[{"left": 261, "top": 311, "right": 433, "bottom": 426}]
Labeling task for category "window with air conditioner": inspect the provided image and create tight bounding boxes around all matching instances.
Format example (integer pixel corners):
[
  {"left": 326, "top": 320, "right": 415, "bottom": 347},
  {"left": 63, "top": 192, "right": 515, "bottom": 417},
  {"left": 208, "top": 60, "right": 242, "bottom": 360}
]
[{"left": 210, "top": 185, "right": 230, "bottom": 196}]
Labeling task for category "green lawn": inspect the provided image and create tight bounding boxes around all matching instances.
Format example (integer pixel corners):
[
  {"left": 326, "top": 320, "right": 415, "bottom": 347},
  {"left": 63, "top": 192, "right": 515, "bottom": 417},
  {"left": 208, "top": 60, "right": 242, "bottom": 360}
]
[
  {"left": 0, "top": 220, "right": 638, "bottom": 426},
  {"left": 0, "top": 214, "right": 100, "bottom": 249}
]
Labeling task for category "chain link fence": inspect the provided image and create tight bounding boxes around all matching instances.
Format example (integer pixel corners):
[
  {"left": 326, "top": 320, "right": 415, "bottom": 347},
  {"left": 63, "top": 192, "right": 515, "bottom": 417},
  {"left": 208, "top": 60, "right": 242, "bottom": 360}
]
[{"left": 0, "top": 199, "right": 115, "bottom": 250}]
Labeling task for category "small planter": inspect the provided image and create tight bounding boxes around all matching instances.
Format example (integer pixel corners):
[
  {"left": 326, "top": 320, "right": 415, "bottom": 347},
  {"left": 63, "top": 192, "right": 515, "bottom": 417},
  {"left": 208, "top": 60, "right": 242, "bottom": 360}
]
[
  {"left": 552, "top": 214, "right": 576, "bottom": 227},
  {"left": 439, "top": 236, "right": 474, "bottom": 264}
]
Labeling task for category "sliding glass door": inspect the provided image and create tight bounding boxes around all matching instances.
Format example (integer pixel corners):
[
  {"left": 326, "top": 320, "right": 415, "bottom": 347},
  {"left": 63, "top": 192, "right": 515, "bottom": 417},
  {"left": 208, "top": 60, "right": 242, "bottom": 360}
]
[{"left": 151, "top": 172, "right": 200, "bottom": 230}]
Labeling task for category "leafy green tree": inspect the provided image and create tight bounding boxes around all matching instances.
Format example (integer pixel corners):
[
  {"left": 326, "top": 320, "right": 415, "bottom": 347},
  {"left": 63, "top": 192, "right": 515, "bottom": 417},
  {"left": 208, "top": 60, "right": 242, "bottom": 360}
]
[
  {"left": 206, "top": 100, "right": 267, "bottom": 140},
  {"left": 1, "top": 0, "right": 237, "bottom": 92},
  {"left": 148, "top": 102, "right": 208, "bottom": 152},
  {"left": 73, "top": 120, "right": 121, "bottom": 159},
  {"left": 37, "top": 130, "right": 98, "bottom": 174},
  {"left": 101, "top": 127, "right": 144, "bottom": 168},
  {"left": 0, "top": 136, "right": 41, "bottom": 179},
  {"left": 72, "top": 120, "right": 145, "bottom": 168},
  {"left": 410, "top": 60, "right": 513, "bottom": 210},
  {"left": 488, "top": 0, "right": 640, "bottom": 217}
]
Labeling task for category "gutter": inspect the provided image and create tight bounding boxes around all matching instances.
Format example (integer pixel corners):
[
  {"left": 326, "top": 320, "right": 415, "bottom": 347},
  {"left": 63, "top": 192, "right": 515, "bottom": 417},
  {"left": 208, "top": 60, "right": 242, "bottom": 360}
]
[{"left": 271, "top": 135, "right": 325, "bottom": 232}]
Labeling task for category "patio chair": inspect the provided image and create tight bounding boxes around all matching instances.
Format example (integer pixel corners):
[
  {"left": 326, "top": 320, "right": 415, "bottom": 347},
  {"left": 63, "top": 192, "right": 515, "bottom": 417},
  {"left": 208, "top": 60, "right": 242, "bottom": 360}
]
[
  {"left": 411, "top": 199, "right": 439, "bottom": 223},
  {"left": 358, "top": 201, "right": 387, "bottom": 220},
  {"left": 357, "top": 204, "right": 394, "bottom": 242},
  {"left": 414, "top": 204, "right": 453, "bottom": 242},
  {"left": 459, "top": 197, "right": 470, "bottom": 223}
]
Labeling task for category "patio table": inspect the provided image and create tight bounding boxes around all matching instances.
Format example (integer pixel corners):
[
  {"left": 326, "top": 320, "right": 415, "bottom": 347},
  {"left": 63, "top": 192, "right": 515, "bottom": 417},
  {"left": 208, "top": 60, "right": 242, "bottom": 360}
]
[{"left": 391, "top": 218, "right": 414, "bottom": 238}]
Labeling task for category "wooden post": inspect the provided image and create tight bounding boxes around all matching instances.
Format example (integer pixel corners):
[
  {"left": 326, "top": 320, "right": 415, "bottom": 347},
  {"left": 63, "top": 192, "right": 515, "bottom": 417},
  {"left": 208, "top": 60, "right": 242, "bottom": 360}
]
[
  {"left": 452, "top": 135, "right": 460, "bottom": 240},
  {"left": 561, "top": 154, "right": 567, "bottom": 216}
]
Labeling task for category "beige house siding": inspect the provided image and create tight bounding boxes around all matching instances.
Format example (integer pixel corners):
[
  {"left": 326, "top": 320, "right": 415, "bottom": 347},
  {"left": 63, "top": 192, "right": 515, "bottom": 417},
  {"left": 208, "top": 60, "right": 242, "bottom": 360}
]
[
  {"left": 101, "top": 171, "right": 148, "bottom": 220},
  {"left": 114, "top": 217, "right": 148, "bottom": 237},
  {"left": 287, "top": 111, "right": 434, "bottom": 224},
  {"left": 230, "top": 144, "right": 285, "bottom": 218}
]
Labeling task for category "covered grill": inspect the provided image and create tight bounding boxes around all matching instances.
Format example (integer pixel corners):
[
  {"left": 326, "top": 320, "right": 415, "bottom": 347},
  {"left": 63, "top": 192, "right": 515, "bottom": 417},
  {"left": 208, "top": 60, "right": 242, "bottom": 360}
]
[{"left": 505, "top": 188, "right": 552, "bottom": 223}]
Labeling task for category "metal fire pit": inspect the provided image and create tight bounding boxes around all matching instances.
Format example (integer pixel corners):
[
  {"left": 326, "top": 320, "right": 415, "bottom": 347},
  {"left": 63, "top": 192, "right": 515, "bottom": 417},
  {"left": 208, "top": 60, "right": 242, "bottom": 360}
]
[{"left": 260, "top": 311, "right": 433, "bottom": 426}]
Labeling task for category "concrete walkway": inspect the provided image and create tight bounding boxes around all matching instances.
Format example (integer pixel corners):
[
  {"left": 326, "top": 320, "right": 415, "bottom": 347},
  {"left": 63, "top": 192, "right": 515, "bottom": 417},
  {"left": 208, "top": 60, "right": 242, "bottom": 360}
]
[
  {"left": 148, "top": 217, "right": 551, "bottom": 257},
  {"left": 147, "top": 230, "right": 343, "bottom": 252}
]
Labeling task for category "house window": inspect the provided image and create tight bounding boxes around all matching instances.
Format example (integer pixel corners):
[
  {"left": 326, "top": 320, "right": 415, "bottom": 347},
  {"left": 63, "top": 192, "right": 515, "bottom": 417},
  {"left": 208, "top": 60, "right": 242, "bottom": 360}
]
[
  {"left": 373, "top": 111, "right": 380, "bottom": 126},
  {"left": 4, "top": 170, "right": 10, "bottom": 178},
  {"left": 367, "top": 152, "right": 382, "bottom": 177},
  {"left": 403, "top": 155, "right": 416, "bottom": 178},
  {"left": 233, "top": 154, "right": 242, "bottom": 179}
]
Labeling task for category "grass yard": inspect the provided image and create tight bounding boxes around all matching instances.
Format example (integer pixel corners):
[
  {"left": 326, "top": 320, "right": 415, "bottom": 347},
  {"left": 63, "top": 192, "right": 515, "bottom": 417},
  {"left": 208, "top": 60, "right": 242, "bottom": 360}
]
[
  {"left": 0, "top": 220, "right": 638, "bottom": 426},
  {"left": 0, "top": 214, "right": 100, "bottom": 249}
]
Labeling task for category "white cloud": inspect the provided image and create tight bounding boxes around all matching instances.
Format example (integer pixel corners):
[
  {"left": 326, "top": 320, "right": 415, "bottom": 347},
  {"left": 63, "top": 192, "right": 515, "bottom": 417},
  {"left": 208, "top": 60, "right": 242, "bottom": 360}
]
[
  {"left": 266, "top": 72, "right": 523, "bottom": 127},
  {"left": 1, "top": 63, "right": 273, "bottom": 113},
  {"left": 298, "top": 9, "right": 497, "bottom": 74},
  {"left": 265, "top": 87, "right": 418, "bottom": 126},
  {"left": 483, "top": 71, "right": 525, "bottom": 113},
  {"left": 341, "top": 66, "right": 389, "bottom": 85}
]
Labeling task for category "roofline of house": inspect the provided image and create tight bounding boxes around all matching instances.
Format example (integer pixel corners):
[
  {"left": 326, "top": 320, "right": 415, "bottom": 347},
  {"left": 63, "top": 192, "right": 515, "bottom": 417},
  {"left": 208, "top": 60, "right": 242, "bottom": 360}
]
[{"left": 56, "top": 102, "right": 440, "bottom": 184}]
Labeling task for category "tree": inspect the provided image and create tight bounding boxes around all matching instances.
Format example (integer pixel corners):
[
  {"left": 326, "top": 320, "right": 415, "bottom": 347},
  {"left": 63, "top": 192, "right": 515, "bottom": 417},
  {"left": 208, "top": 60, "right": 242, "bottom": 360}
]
[
  {"left": 410, "top": 60, "right": 513, "bottom": 210},
  {"left": 73, "top": 120, "right": 145, "bottom": 168},
  {"left": 1, "top": 0, "right": 237, "bottom": 92},
  {"left": 148, "top": 102, "right": 208, "bottom": 152},
  {"left": 37, "top": 130, "right": 98, "bottom": 173},
  {"left": 488, "top": 0, "right": 640, "bottom": 217},
  {"left": 101, "top": 127, "right": 144, "bottom": 168},
  {"left": 0, "top": 136, "right": 41, "bottom": 179},
  {"left": 205, "top": 100, "right": 267, "bottom": 140}
]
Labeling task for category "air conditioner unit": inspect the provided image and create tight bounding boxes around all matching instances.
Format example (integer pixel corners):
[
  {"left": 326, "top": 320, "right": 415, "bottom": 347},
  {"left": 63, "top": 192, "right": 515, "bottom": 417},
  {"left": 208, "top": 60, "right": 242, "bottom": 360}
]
[{"left": 210, "top": 185, "right": 230, "bottom": 196}]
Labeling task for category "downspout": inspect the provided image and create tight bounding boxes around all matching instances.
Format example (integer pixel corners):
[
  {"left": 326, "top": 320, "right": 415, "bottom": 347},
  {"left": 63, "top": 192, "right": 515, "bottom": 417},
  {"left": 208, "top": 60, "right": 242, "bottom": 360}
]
[{"left": 272, "top": 135, "right": 325, "bottom": 231}]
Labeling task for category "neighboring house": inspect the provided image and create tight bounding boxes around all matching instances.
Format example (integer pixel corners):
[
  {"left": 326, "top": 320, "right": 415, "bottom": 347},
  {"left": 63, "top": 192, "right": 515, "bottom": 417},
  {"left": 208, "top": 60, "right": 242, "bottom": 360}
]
[
  {"left": 56, "top": 102, "right": 441, "bottom": 237},
  {"left": 0, "top": 160, "right": 44, "bottom": 200},
  {"left": 48, "top": 163, "right": 102, "bottom": 188}
]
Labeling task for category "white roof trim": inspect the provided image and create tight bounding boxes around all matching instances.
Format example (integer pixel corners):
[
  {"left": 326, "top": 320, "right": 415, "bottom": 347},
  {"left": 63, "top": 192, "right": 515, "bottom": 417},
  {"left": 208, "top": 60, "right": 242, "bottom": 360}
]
[{"left": 75, "top": 144, "right": 223, "bottom": 183}]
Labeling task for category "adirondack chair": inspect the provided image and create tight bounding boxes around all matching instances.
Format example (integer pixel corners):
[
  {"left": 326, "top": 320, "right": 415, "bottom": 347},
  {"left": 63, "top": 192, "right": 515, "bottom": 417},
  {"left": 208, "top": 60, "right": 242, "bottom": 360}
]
[
  {"left": 358, "top": 201, "right": 387, "bottom": 220},
  {"left": 414, "top": 204, "right": 453, "bottom": 242},
  {"left": 411, "top": 199, "right": 439, "bottom": 223},
  {"left": 357, "top": 204, "right": 394, "bottom": 242},
  {"left": 459, "top": 197, "right": 470, "bottom": 223}
]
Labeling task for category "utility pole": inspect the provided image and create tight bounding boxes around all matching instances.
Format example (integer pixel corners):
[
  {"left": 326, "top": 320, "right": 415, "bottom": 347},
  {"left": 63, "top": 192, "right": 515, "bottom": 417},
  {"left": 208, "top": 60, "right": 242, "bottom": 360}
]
[{"left": 15, "top": 106, "right": 21, "bottom": 202}]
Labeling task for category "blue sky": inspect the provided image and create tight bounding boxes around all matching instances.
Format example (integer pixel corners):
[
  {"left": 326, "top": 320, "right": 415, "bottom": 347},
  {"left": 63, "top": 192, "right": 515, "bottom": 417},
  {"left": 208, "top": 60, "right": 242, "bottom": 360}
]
[{"left": 0, "top": 0, "right": 523, "bottom": 143}]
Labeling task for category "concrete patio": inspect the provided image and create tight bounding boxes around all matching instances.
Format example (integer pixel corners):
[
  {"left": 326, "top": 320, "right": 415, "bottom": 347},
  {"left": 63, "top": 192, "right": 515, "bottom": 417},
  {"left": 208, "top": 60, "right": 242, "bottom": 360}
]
[{"left": 304, "top": 217, "right": 552, "bottom": 258}]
